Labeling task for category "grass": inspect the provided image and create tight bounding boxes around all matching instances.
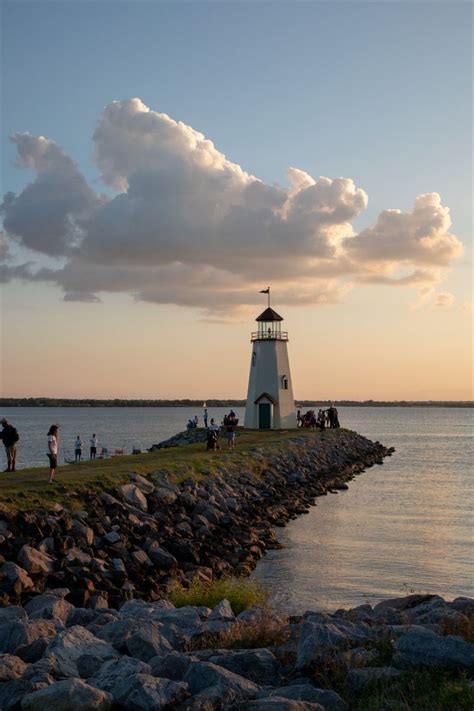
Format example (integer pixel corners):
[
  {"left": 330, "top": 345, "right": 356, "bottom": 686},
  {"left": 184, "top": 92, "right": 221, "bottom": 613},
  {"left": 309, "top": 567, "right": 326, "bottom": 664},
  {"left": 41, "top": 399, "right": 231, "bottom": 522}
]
[
  {"left": 169, "top": 576, "right": 267, "bottom": 615},
  {"left": 0, "top": 427, "right": 329, "bottom": 510},
  {"left": 349, "top": 671, "right": 474, "bottom": 711}
]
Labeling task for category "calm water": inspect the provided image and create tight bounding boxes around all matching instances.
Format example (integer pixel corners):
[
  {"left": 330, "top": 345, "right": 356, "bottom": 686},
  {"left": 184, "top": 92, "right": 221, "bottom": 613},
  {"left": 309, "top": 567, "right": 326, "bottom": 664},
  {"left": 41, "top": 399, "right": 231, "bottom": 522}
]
[{"left": 1, "top": 406, "right": 472, "bottom": 611}]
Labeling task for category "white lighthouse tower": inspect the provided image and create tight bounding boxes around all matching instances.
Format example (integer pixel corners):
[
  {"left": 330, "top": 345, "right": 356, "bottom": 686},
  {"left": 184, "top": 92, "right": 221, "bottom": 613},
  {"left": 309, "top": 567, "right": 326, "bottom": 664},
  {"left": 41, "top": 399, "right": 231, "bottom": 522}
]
[{"left": 244, "top": 290, "right": 297, "bottom": 429}]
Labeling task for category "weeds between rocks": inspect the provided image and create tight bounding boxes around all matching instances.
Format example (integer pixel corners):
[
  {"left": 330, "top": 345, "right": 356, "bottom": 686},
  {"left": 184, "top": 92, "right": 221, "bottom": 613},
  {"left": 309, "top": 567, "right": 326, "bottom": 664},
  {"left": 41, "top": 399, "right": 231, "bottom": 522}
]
[
  {"left": 348, "top": 670, "right": 474, "bottom": 711},
  {"left": 169, "top": 577, "right": 267, "bottom": 615}
]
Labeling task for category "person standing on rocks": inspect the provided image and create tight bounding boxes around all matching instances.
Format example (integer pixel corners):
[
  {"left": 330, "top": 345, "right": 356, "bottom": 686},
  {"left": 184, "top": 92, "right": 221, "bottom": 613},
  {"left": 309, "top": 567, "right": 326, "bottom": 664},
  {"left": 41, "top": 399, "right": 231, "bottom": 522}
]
[
  {"left": 0, "top": 418, "right": 19, "bottom": 472},
  {"left": 203, "top": 406, "right": 208, "bottom": 428},
  {"left": 74, "top": 435, "right": 83, "bottom": 462},
  {"left": 47, "top": 424, "right": 59, "bottom": 483},
  {"left": 90, "top": 433, "right": 98, "bottom": 460}
]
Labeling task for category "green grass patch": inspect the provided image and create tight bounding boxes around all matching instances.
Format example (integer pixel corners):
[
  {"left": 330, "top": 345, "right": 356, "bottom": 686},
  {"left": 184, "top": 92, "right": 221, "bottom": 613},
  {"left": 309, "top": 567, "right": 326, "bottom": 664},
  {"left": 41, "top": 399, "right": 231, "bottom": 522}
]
[
  {"left": 349, "top": 670, "right": 474, "bottom": 711},
  {"left": 169, "top": 576, "right": 267, "bottom": 615},
  {"left": 0, "top": 428, "right": 328, "bottom": 511}
]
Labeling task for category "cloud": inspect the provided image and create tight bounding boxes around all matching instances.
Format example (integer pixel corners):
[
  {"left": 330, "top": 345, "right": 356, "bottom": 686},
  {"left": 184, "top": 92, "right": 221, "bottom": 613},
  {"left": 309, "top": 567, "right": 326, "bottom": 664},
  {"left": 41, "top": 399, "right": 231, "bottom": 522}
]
[
  {"left": 434, "top": 292, "right": 455, "bottom": 307},
  {"left": 0, "top": 98, "right": 464, "bottom": 314}
]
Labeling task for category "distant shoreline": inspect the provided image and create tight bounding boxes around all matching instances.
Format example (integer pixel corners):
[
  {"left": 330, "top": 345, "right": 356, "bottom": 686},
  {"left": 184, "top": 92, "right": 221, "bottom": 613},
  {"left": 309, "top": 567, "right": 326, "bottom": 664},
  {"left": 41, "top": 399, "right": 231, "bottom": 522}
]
[{"left": 0, "top": 398, "right": 472, "bottom": 408}]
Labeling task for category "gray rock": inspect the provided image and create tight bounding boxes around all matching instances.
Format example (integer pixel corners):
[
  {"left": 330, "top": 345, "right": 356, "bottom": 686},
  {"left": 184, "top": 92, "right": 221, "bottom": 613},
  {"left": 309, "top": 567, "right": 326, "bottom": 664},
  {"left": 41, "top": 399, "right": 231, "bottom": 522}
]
[
  {"left": 346, "top": 667, "right": 401, "bottom": 687},
  {"left": 1, "top": 562, "right": 34, "bottom": 591},
  {"left": 261, "top": 684, "right": 347, "bottom": 710},
  {"left": 145, "top": 541, "right": 177, "bottom": 570},
  {"left": 25, "top": 594, "right": 73, "bottom": 625},
  {"left": 0, "top": 679, "right": 35, "bottom": 711},
  {"left": 96, "top": 618, "right": 144, "bottom": 652},
  {"left": 184, "top": 660, "right": 260, "bottom": 701},
  {"left": 113, "top": 673, "right": 189, "bottom": 709},
  {"left": 44, "top": 626, "right": 117, "bottom": 677},
  {"left": 296, "top": 621, "right": 349, "bottom": 669},
  {"left": 71, "top": 520, "right": 94, "bottom": 546},
  {"left": 89, "top": 656, "right": 151, "bottom": 694},
  {"left": 21, "top": 678, "right": 112, "bottom": 711},
  {"left": 126, "top": 623, "right": 174, "bottom": 662},
  {"left": 64, "top": 547, "right": 92, "bottom": 566},
  {"left": 16, "top": 637, "right": 49, "bottom": 664},
  {"left": 373, "top": 594, "right": 440, "bottom": 614},
  {"left": 0, "top": 607, "right": 28, "bottom": 624},
  {"left": 208, "top": 599, "right": 235, "bottom": 622},
  {"left": 0, "top": 620, "right": 57, "bottom": 655},
  {"left": 193, "top": 648, "right": 279, "bottom": 685},
  {"left": 130, "top": 473, "right": 155, "bottom": 494},
  {"left": 119, "top": 598, "right": 175, "bottom": 618},
  {"left": 393, "top": 627, "right": 474, "bottom": 670},
  {"left": 17, "top": 545, "right": 55, "bottom": 575},
  {"left": 149, "top": 651, "right": 194, "bottom": 680},
  {"left": 117, "top": 484, "right": 148, "bottom": 511},
  {"left": 0, "top": 654, "right": 27, "bottom": 682},
  {"left": 104, "top": 531, "right": 121, "bottom": 544}
]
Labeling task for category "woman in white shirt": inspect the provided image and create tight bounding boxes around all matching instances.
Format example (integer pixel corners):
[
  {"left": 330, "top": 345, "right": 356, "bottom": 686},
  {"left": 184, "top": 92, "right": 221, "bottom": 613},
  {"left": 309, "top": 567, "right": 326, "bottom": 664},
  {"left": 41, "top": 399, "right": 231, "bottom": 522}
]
[{"left": 47, "top": 424, "right": 59, "bottom": 483}]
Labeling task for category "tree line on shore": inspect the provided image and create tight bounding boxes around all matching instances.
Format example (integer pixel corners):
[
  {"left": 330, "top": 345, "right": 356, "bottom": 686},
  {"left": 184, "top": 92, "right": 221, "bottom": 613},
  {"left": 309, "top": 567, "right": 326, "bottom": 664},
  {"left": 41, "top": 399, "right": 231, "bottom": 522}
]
[{"left": 0, "top": 397, "right": 472, "bottom": 408}]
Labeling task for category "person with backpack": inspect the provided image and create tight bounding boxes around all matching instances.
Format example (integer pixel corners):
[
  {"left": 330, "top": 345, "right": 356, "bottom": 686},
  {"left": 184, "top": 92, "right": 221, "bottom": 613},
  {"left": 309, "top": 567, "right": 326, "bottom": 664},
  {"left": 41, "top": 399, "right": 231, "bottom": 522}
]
[{"left": 0, "top": 418, "right": 20, "bottom": 472}]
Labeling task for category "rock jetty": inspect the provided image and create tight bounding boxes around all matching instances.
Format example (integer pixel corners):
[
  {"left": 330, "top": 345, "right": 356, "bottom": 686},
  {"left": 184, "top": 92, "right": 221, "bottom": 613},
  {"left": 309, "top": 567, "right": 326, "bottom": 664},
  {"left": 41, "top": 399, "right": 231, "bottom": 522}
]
[
  {"left": 0, "top": 593, "right": 472, "bottom": 710},
  {"left": 0, "top": 429, "right": 473, "bottom": 709},
  {"left": 0, "top": 430, "right": 392, "bottom": 609}
]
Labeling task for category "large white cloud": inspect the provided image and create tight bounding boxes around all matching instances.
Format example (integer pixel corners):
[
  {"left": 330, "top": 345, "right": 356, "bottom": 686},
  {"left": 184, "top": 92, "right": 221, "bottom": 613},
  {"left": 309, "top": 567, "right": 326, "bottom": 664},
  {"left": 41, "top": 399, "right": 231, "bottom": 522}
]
[{"left": 1, "top": 98, "right": 463, "bottom": 313}]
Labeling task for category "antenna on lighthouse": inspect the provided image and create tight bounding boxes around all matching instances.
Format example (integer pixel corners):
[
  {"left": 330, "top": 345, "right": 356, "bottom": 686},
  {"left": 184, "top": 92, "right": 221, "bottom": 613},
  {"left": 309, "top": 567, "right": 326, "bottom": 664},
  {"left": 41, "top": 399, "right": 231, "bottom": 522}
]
[{"left": 259, "top": 286, "right": 270, "bottom": 308}]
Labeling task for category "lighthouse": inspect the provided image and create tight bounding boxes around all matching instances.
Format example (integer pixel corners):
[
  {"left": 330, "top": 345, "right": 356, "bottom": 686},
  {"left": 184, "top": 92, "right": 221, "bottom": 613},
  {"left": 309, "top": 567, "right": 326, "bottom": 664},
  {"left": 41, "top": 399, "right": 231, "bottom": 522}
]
[{"left": 244, "top": 290, "right": 297, "bottom": 429}]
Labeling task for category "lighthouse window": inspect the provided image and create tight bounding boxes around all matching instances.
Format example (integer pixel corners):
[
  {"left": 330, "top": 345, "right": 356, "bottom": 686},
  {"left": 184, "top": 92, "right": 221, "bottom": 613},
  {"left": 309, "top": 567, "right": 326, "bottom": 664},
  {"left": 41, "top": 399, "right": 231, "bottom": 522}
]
[
  {"left": 252, "top": 352, "right": 256, "bottom": 366},
  {"left": 282, "top": 375, "right": 288, "bottom": 389}
]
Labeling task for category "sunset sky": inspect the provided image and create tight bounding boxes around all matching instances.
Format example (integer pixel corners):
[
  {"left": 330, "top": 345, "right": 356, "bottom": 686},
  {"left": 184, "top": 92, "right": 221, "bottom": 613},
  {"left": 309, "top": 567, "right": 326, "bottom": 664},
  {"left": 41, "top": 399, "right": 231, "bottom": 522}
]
[{"left": 1, "top": 1, "right": 472, "bottom": 400}]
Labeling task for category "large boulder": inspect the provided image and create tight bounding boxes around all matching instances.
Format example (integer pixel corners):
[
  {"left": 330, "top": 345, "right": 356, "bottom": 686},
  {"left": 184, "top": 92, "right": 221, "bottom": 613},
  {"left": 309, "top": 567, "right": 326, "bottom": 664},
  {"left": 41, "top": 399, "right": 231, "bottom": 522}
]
[
  {"left": 0, "top": 654, "right": 28, "bottom": 682},
  {"left": 0, "top": 607, "right": 28, "bottom": 624},
  {"left": 113, "top": 673, "right": 189, "bottom": 709},
  {"left": 0, "top": 619, "right": 57, "bottom": 655},
  {"left": 117, "top": 484, "right": 148, "bottom": 512},
  {"left": 393, "top": 628, "right": 474, "bottom": 670},
  {"left": 17, "top": 545, "right": 55, "bottom": 575},
  {"left": 96, "top": 618, "right": 144, "bottom": 653},
  {"left": 296, "top": 621, "right": 349, "bottom": 669},
  {"left": 184, "top": 661, "right": 260, "bottom": 703},
  {"left": 25, "top": 595, "right": 73, "bottom": 626},
  {"left": 130, "top": 473, "right": 155, "bottom": 494},
  {"left": 1, "top": 562, "right": 34, "bottom": 592},
  {"left": 193, "top": 648, "right": 279, "bottom": 685},
  {"left": 145, "top": 542, "right": 177, "bottom": 570},
  {"left": 261, "top": 684, "right": 347, "bottom": 711},
  {"left": 126, "top": 623, "right": 174, "bottom": 662},
  {"left": 44, "top": 626, "right": 117, "bottom": 677},
  {"left": 88, "top": 656, "right": 151, "bottom": 694},
  {"left": 0, "top": 679, "right": 35, "bottom": 711},
  {"left": 21, "top": 678, "right": 112, "bottom": 711}
]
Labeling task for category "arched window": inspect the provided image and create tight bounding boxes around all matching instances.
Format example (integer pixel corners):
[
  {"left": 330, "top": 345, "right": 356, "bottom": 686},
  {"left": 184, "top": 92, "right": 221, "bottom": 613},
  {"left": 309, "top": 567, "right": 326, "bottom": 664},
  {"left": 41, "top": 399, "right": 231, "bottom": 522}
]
[{"left": 281, "top": 375, "right": 288, "bottom": 390}]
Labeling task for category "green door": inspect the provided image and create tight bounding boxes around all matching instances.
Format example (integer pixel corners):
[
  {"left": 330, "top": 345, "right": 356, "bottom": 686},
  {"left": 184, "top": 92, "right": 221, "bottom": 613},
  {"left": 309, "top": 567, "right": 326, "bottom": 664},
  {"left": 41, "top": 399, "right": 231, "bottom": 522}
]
[{"left": 259, "top": 403, "right": 271, "bottom": 429}]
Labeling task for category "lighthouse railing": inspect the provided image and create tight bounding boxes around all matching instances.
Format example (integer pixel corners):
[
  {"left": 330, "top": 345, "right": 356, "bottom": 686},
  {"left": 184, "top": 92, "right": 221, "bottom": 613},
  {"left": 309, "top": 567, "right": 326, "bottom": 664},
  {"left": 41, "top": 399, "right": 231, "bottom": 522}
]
[{"left": 251, "top": 331, "right": 288, "bottom": 341}]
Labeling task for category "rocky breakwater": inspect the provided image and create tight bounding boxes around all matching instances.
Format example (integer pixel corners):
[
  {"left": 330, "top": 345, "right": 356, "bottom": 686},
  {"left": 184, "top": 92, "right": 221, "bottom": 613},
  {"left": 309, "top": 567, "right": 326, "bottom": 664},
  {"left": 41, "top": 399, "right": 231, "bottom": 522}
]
[
  {"left": 0, "top": 593, "right": 472, "bottom": 710},
  {"left": 0, "top": 430, "right": 393, "bottom": 610}
]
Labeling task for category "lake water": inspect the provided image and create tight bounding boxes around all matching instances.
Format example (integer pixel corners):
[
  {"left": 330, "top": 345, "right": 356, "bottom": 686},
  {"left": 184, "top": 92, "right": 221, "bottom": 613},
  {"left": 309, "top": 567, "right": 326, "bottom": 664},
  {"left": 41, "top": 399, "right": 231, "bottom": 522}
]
[{"left": 1, "top": 406, "right": 472, "bottom": 612}]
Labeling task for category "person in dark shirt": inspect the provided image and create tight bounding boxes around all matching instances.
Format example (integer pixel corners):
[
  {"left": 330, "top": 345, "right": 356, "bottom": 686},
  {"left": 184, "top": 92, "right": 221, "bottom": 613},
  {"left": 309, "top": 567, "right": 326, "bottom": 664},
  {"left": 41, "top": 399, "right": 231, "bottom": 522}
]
[{"left": 0, "top": 418, "right": 19, "bottom": 472}]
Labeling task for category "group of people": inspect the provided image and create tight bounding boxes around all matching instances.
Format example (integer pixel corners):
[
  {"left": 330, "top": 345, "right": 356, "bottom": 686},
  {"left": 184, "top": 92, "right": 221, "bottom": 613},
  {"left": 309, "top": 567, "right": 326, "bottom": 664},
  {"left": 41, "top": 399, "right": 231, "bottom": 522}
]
[
  {"left": 297, "top": 404, "right": 340, "bottom": 430},
  {"left": 0, "top": 419, "right": 101, "bottom": 484},
  {"left": 74, "top": 434, "right": 99, "bottom": 462},
  {"left": 189, "top": 410, "right": 239, "bottom": 451}
]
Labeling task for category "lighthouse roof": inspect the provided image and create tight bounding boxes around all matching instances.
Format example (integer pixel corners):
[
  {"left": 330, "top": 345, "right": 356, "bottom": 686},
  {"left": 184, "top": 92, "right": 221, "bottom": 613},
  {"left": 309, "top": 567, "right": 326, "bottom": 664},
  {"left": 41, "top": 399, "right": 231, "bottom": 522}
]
[{"left": 256, "top": 307, "right": 284, "bottom": 322}]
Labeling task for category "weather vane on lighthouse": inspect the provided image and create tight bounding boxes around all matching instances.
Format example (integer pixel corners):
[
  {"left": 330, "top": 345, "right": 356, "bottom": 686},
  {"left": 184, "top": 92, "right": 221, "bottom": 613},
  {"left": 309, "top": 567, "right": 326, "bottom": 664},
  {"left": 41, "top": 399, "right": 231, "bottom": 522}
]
[{"left": 244, "top": 288, "right": 297, "bottom": 429}]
